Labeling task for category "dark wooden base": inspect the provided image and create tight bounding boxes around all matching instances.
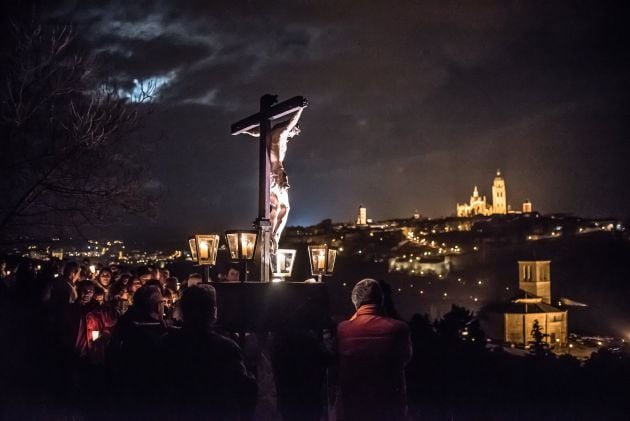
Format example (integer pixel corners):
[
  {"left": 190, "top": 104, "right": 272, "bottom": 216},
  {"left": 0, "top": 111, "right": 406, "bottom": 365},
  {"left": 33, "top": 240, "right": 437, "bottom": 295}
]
[{"left": 209, "top": 282, "right": 330, "bottom": 331}]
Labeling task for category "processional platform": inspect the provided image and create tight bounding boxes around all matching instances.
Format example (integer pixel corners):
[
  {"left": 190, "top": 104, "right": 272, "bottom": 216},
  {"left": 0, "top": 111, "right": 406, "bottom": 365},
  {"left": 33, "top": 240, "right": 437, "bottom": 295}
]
[{"left": 210, "top": 281, "right": 330, "bottom": 331}]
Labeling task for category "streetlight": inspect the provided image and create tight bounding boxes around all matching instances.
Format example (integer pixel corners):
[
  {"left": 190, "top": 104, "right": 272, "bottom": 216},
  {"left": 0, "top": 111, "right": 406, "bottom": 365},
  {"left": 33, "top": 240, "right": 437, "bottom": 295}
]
[
  {"left": 188, "top": 234, "right": 220, "bottom": 283},
  {"left": 308, "top": 244, "right": 338, "bottom": 283},
  {"left": 225, "top": 230, "right": 258, "bottom": 282},
  {"left": 272, "top": 249, "right": 297, "bottom": 282}
]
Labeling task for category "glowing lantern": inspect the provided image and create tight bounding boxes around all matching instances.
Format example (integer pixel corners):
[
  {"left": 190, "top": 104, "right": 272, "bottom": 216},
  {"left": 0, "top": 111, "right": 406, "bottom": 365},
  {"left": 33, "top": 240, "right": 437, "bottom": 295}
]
[
  {"left": 225, "top": 230, "right": 258, "bottom": 261},
  {"left": 272, "top": 249, "right": 297, "bottom": 281},
  {"left": 308, "top": 244, "right": 337, "bottom": 282}
]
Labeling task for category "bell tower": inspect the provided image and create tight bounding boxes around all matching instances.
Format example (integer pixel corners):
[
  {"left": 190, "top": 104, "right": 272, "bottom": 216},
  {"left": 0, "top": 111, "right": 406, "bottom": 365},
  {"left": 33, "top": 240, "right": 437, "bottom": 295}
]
[
  {"left": 518, "top": 260, "right": 551, "bottom": 304},
  {"left": 357, "top": 204, "right": 367, "bottom": 225},
  {"left": 492, "top": 169, "right": 507, "bottom": 214}
]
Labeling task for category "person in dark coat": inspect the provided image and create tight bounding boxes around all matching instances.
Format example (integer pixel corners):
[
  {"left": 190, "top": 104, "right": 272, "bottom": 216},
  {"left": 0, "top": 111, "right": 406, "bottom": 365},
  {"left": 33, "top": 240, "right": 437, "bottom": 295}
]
[
  {"left": 271, "top": 327, "right": 333, "bottom": 421},
  {"left": 106, "top": 284, "right": 169, "bottom": 417},
  {"left": 336, "top": 278, "right": 412, "bottom": 421},
  {"left": 49, "top": 261, "right": 81, "bottom": 308},
  {"left": 59, "top": 280, "right": 98, "bottom": 359},
  {"left": 162, "top": 284, "right": 257, "bottom": 420}
]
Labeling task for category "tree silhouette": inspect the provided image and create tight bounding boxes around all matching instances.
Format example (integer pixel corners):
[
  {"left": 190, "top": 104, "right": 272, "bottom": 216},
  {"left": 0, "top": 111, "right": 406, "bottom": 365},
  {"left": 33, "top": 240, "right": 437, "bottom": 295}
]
[
  {"left": 528, "top": 319, "right": 550, "bottom": 358},
  {"left": 0, "top": 15, "right": 158, "bottom": 242},
  {"left": 434, "top": 304, "right": 485, "bottom": 350}
]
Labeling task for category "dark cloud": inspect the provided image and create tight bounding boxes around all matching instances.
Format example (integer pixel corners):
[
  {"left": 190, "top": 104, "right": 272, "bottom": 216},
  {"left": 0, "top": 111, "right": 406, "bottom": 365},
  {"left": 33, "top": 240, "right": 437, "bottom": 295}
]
[
  {"left": 26, "top": 1, "right": 630, "bottom": 242},
  {"left": 94, "top": 33, "right": 213, "bottom": 79}
]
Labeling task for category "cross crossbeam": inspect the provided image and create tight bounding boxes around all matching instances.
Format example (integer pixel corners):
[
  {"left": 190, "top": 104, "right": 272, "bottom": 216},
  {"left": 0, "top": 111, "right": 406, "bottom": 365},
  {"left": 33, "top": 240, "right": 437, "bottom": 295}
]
[{"left": 231, "top": 96, "right": 308, "bottom": 135}]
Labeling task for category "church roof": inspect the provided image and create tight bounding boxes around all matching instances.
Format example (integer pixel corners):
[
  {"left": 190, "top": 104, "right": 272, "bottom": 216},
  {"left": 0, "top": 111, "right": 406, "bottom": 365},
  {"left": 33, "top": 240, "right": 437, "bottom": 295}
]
[
  {"left": 500, "top": 300, "right": 564, "bottom": 314},
  {"left": 484, "top": 289, "right": 565, "bottom": 314}
]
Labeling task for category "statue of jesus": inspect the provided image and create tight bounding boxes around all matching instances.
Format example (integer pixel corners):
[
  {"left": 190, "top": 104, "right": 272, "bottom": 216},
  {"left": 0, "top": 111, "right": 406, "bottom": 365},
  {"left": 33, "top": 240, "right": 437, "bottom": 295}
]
[{"left": 244, "top": 107, "right": 304, "bottom": 252}]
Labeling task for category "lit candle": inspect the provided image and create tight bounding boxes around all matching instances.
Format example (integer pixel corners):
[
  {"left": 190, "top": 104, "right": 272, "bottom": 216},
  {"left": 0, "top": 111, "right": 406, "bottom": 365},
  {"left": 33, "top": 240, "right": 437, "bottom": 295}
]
[
  {"left": 318, "top": 251, "right": 325, "bottom": 271},
  {"left": 241, "top": 236, "right": 253, "bottom": 259},
  {"left": 278, "top": 253, "right": 286, "bottom": 273},
  {"left": 199, "top": 241, "right": 209, "bottom": 259},
  {"left": 91, "top": 331, "right": 100, "bottom": 341}
]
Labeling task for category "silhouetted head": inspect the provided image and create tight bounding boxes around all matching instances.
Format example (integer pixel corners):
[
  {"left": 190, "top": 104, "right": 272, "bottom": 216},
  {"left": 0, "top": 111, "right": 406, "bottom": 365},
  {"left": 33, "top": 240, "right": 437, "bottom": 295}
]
[
  {"left": 93, "top": 285, "right": 105, "bottom": 305},
  {"left": 97, "top": 267, "right": 112, "bottom": 287},
  {"left": 109, "top": 280, "right": 128, "bottom": 299},
  {"left": 351, "top": 278, "right": 383, "bottom": 310},
  {"left": 136, "top": 266, "right": 153, "bottom": 283},
  {"left": 180, "top": 284, "right": 217, "bottom": 329},
  {"left": 223, "top": 263, "right": 240, "bottom": 283},
  {"left": 76, "top": 280, "right": 95, "bottom": 305},
  {"left": 132, "top": 284, "right": 164, "bottom": 321},
  {"left": 186, "top": 273, "right": 203, "bottom": 288},
  {"left": 63, "top": 261, "right": 81, "bottom": 283}
]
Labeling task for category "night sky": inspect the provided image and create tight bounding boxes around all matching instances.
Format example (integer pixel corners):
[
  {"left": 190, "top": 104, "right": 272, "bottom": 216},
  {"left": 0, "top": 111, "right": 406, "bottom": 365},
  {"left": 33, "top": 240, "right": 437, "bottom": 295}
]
[{"left": 33, "top": 1, "right": 630, "bottom": 243}]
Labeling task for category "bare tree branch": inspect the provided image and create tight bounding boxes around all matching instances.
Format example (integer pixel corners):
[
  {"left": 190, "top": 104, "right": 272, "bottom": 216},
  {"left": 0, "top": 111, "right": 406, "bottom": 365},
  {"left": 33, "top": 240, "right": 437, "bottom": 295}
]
[{"left": 0, "top": 20, "right": 158, "bottom": 242}]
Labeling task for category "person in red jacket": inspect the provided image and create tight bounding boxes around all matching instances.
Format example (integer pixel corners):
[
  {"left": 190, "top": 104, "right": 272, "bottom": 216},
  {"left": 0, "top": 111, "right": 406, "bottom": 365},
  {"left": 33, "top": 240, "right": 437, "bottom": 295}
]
[{"left": 336, "top": 278, "right": 412, "bottom": 421}]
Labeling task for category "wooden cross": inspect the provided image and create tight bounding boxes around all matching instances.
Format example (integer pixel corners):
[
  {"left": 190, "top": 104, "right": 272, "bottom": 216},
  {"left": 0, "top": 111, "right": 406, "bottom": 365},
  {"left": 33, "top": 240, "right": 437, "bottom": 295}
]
[{"left": 231, "top": 94, "right": 308, "bottom": 283}]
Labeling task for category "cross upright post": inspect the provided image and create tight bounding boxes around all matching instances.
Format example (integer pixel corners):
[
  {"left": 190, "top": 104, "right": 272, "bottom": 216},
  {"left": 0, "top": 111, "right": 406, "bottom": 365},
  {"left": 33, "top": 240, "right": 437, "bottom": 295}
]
[
  {"left": 256, "top": 94, "right": 274, "bottom": 283},
  {"left": 231, "top": 94, "right": 308, "bottom": 283}
]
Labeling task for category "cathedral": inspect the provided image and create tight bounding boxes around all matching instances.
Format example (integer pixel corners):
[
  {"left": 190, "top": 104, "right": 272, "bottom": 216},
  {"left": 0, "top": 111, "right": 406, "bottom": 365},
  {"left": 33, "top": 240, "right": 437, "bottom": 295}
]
[{"left": 456, "top": 170, "right": 509, "bottom": 217}]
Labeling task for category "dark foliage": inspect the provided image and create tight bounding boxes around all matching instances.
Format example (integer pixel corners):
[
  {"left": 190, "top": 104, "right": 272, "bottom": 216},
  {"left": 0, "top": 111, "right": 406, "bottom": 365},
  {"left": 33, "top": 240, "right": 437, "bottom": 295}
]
[
  {"left": 0, "top": 11, "right": 158, "bottom": 243},
  {"left": 405, "top": 307, "right": 630, "bottom": 420}
]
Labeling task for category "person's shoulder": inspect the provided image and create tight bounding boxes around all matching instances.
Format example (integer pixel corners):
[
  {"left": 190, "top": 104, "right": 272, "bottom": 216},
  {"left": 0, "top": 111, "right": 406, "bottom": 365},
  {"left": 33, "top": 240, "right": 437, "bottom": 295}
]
[
  {"left": 336, "top": 319, "right": 355, "bottom": 335},
  {"left": 337, "top": 319, "right": 350, "bottom": 329}
]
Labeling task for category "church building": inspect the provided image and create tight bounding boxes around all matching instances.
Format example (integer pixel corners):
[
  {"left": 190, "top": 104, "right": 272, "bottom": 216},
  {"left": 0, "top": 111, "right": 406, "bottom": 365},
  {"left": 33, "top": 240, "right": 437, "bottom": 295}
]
[
  {"left": 483, "top": 260, "right": 568, "bottom": 346},
  {"left": 456, "top": 186, "right": 492, "bottom": 217}
]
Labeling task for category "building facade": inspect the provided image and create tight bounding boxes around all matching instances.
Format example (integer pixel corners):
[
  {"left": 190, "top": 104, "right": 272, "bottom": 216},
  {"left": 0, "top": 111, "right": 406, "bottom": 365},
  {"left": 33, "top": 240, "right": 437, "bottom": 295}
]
[{"left": 456, "top": 186, "right": 492, "bottom": 217}]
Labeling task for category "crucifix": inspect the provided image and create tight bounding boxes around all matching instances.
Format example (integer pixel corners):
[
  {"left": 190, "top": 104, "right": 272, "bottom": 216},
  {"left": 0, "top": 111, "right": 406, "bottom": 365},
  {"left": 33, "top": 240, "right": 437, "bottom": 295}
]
[{"left": 231, "top": 94, "right": 308, "bottom": 283}]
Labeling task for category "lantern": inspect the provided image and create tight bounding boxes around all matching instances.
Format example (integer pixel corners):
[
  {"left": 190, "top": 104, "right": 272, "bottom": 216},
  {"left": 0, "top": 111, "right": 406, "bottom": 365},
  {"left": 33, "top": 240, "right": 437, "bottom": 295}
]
[
  {"left": 308, "top": 244, "right": 337, "bottom": 282},
  {"left": 188, "top": 234, "right": 220, "bottom": 283},
  {"left": 272, "top": 249, "right": 297, "bottom": 281},
  {"left": 225, "top": 230, "right": 258, "bottom": 261}
]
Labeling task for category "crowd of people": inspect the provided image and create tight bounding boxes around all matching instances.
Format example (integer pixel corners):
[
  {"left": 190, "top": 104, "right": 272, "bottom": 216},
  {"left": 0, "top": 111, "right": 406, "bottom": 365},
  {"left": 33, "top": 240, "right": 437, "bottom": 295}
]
[{"left": 0, "top": 257, "right": 412, "bottom": 420}]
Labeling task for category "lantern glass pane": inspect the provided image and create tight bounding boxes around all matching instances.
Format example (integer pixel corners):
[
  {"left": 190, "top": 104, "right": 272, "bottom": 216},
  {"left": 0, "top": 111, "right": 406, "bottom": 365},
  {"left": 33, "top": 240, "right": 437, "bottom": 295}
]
[
  {"left": 226, "top": 233, "right": 239, "bottom": 260},
  {"left": 309, "top": 245, "right": 326, "bottom": 275},
  {"left": 195, "top": 234, "right": 219, "bottom": 265},
  {"left": 273, "top": 249, "right": 296, "bottom": 277},
  {"left": 326, "top": 249, "right": 337, "bottom": 274},
  {"left": 188, "top": 238, "right": 198, "bottom": 261},
  {"left": 241, "top": 232, "right": 257, "bottom": 260}
]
